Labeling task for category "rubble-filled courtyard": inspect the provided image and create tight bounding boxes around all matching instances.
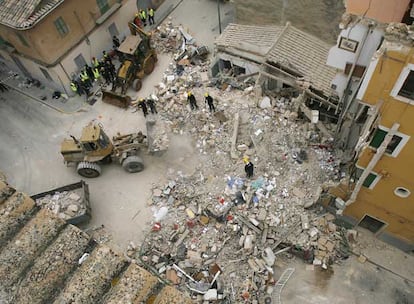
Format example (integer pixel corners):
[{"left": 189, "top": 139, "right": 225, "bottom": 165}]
[{"left": 1, "top": 1, "right": 414, "bottom": 303}]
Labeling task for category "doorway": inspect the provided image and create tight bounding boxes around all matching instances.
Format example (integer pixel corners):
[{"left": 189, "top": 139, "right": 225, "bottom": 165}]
[
  {"left": 358, "top": 214, "right": 387, "bottom": 234},
  {"left": 11, "top": 55, "right": 31, "bottom": 78}
]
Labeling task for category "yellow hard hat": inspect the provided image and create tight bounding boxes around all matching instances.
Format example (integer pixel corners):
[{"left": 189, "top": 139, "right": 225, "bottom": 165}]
[
  {"left": 243, "top": 156, "right": 249, "bottom": 164},
  {"left": 139, "top": 98, "right": 144, "bottom": 101},
  {"left": 135, "top": 13, "right": 139, "bottom": 16},
  {"left": 188, "top": 91, "right": 192, "bottom": 96},
  {"left": 204, "top": 92, "right": 209, "bottom": 97}
]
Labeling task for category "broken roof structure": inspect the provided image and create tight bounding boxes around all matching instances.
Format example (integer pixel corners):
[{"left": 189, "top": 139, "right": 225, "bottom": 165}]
[
  {"left": 0, "top": 180, "right": 191, "bottom": 303},
  {"left": 214, "top": 23, "right": 338, "bottom": 99},
  {"left": 0, "top": 0, "right": 64, "bottom": 30}
]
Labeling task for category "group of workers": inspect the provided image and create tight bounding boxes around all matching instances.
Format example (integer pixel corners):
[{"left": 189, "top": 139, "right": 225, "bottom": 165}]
[
  {"left": 187, "top": 91, "right": 216, "bottom": 112},
  {"left": 138, "top": 97, "right": 158, "bottom": 117},
  {"left": 133, "top": 8, "right": 155, "bottom": 28},
  {"left": 70, "top": 50, "right": 117, "bottom": 98}
]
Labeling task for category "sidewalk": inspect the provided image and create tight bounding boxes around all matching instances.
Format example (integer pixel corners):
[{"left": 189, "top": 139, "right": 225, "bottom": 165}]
[{"left": 2, "top": 72, "right": 89, "bottom": 114}]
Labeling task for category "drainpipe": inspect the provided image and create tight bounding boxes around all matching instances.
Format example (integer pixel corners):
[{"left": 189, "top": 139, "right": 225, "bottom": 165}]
[
  {"left": 335, "top": 24, "right": 373, "bottom": 143},
  {"left": 345, "top": 122, "right": 399, "bottom": 207}
]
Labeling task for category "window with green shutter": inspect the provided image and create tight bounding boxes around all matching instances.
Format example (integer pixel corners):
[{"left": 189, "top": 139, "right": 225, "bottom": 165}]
[
  {"left": 97, "top": 0, "right": 110, "bottom": 14},
  {"left": 54, "top": 17, "right": 69, "bottom": 37},
  {"left": 369, "top": 128, "right": 387, "bottom": 148},
  {"left": 363, "top": 173, "right": 377, "bottom": 188}
]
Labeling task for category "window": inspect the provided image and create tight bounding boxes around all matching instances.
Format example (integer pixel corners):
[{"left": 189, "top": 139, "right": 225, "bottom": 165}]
[
  {"left": 368, "top": 127, "right": 410, "bottom": 157},
  {"left": 398, "top": 70, "right": 414, "bottom": 100},
  {"left": 391, "top": 64, "right": 414, "bottom": 104},
  {"left": 97, "top": 0, "right": 110, "bottom": 14},
  {"left": 83, "top": 142, "right": 97, "bottom": 151},
  {"left": 394, "top": 187, "right": 411, "bottom": 198},
  {"left": 39, "top": 67, "right": 53, "bottom": 81},
  {"left": 16, "top": 33, "right": 29, "bottom": 47},
  {"left": 74, "top": 54, "right": 87, "bottom": 71},
  {"left": 54, "top": 17, "right": 69, "bottom": 37},
  {"left": 358, "top": 215, "right": 386, "bottom": 234},
  {"left": 355, "top": 168, "right": 380, "bottom": 189}
]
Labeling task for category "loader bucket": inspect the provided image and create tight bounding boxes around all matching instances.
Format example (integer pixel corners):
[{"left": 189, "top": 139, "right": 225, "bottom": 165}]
[{"left": 102, "top": 90, "right": 132, "bottom": 108}]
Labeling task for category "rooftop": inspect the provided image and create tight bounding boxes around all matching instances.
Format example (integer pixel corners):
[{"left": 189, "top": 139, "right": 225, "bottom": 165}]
[
  {"left": 215, "top": 23, "right": 283, "bottom": 58},
  {"left": 0, "top": 0, "right": 64, "bottom": 30},
  {"left": 215, "top": 23, "right": 337, "bottom": 96},
  {"left": 266, "top": 23, "right": 337, "bottom": 96}
]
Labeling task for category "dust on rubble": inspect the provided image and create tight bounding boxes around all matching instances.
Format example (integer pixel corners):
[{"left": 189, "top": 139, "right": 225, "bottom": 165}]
[{"left": 114, "top": 19, "right": 361, "bottom": 303}]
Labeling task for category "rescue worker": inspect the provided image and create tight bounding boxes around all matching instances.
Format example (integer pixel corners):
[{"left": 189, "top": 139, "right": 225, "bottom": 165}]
[
  {"left": 92, "top": 66, "right": 102, "bottom": 85},
  {"left": 79, "top": 79, "right": 90, "bottom": 96},
  {"left": 204, "top": 92, "right": 215, "bottom": 112},
  {"left": 138, "top": 98, "right": 148, "bottom": 117},
  {"left": 148, "top": 8, "right": 155, "bottom": 25},
  {"left": 70, "top": 80, "right": 81, "bottom": 96},
  {"left": 133, "top": 13, "right": 142, "bottom": 27},
  {"left": 100, "top": 65, "right": 110, "bottom": 85},
  {"left": 187, "top": 91, "right": 198, "bottom": 110},
  {"left": 91, "top": 57, "right": 99, "bottom": 68},
  {"left": 80, "top": 69, "right": 92, "bottom": 88},
  {"left": 244, "top": 156, "right": 254, "bottom": 178},
  {"left": 84, "top": 64, "right": 94, "bottom": 80},
  {"left": 112, "top": 36, "right": 120, "bottom": 48},
  {"left": 140, "top": 9, "right": 147, "bottom": 26},
  {"left": 147, "top": 98, "right": 157, "bottom": 114}
]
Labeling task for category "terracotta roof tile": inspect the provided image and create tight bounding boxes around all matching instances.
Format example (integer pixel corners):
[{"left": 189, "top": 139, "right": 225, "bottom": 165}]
[{"left": 0, "top": 0, "right": 64, "bottom": 29}]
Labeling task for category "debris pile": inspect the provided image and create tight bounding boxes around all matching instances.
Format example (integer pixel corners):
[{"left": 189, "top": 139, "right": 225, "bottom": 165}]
[
  {"left": 54, "top": 245, "right": 127, "bottom": 303},
  {"left": 129, "top": 19, "right": 349, "bottom": 302},
  {"left": 14, "top": 225, "right": 90, "bottom": 304},
  {"left": 34, "top": 188, "right": 86, "bottom": 220}
]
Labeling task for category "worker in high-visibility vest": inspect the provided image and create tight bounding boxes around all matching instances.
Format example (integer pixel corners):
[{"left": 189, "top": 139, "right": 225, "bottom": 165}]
[
  {"left": 80, "top": 70, "right": 91, "bottom": 88},
  {"left": 92, "top": 67, "right": 102, "bottom": 85},
  {"left": 70, "top": 81, "right": 80, "bottom": 96},
  {"left": 92, "top": 57, "right": 99, "bottom": 68},
  {"left": 139, "top": 9, "right": 147, "bottom": 26},
  {"left": 148, "top": 8, "right": 155, "bottom": 25}
]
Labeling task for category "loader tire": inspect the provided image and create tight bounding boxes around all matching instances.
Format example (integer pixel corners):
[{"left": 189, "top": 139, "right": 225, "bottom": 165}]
[
  {"left": 144, "top": 56, "right": 155, "bottom": 75},
  {"left": 134, "top": 79, "right": 142, "bottom": 92},
  {"left": 77, "top": 162, "right": 101, "bottom": 178},
  {"left": 122, "top": 156, "right": 144, "bottom": 173}
]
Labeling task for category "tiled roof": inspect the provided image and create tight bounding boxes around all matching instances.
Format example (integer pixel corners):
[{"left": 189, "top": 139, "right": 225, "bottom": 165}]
[
  {"left": 215, "top": 23, "right": 283, "bottom": 56},
  {"left": 0, "top": 0, "right": 64, "bottom": 30},
  {"left": 216, "top": 23, "right": 337, "bottom": 96},
  {"left": 266, "top": 23, "right": 337, "bottom": 95}
]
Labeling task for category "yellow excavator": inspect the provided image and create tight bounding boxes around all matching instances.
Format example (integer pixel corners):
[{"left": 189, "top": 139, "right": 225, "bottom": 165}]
[
  {"left": 102, "top": 23, "right": 157, "bottom": 108},
  {"left": 60, "top": 122, "right": 147, "bottom": 178}
]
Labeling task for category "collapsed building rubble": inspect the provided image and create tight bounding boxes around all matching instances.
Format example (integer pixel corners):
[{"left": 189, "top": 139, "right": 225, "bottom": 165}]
[{"left": 121, "top": 20, "right": 360, "bottom": 302}]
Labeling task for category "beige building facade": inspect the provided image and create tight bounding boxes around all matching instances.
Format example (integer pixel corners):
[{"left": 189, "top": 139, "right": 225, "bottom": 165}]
[{"left": 0, "top": 0, "right": 161, "bottom": 94}]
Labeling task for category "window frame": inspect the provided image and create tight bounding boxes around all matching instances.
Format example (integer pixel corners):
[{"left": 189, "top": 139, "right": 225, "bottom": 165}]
[
  {"left": 368, "top": 125, "right": 410, "bottom": 158},
  {"left": 54, "top": 17, "right": 69, "bottom": 37},
  {"left": 355, "top": 166, "right": 381, "bottom": 190},
  {"left": 391, "top": 63, "right": 414, "bottom": 105},
  {"left": 39, "top": 67, "right": 53, "bottom": 81},
  {"left": 96, "top": 0, "right": 110, "bottom": 14}
]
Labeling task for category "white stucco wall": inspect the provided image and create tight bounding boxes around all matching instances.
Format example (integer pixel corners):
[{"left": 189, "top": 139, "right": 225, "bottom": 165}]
[{"left": 327, "top": 23, "right": 384, "bottom": 70}]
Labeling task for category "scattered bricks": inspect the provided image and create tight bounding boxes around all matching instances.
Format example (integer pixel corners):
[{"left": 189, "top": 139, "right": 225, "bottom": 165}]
[
  {"left": 318, "top": 237, "right": 328, "bottom": 247},
  {"left": 0, "top": 208, "right": 65, "bottom": 287},
  {"left": 199, "top": 215, "right": 209, "bottom": 225},
  {"left": 166, "top": 268, "right": 180, "bottom": 285},
  {"left": 187, "top": 250, "right": 203, "bottom": 264},
  {"left": 153, "top": 285, "right": 192, "bottom": 304},
  {"left": 327, "top": 222, "right": 336, "bottom": 232},
  {"left": 104, "top": 264, "right": 158, "bottom": 304},
  {"left": 325, "top": 241, "right": 335, "bottom": 252},
  {"left": 14, "top": 225, "right": 90, "bottom": 304},
  {"left": 0, "top": 192, "right": 36, "bottom": 247},
  {"left": 53, "top": 245, "right": 127, "bottom": 304}
]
